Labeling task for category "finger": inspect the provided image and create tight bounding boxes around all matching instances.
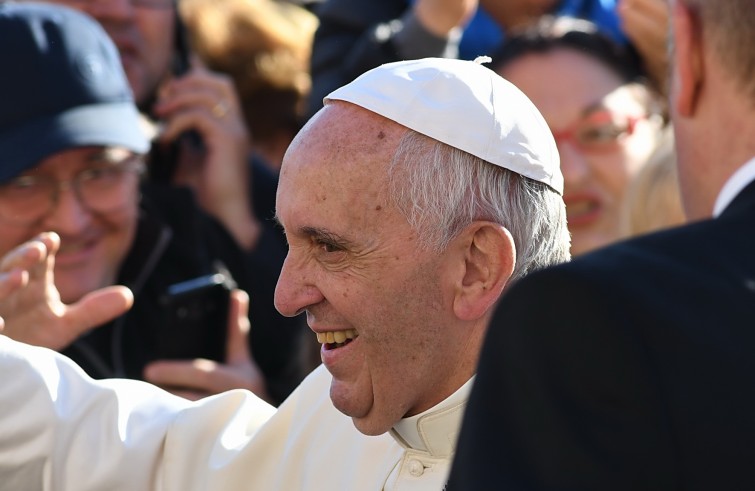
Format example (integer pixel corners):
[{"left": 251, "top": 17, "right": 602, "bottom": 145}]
[
  {"left": 619, "top": 0, "right": 669, "bottom": 43},
  {"left": 160, "top": 70, "right": 236, "bottom": 110},
  {"left": 164, "top": 389, "right": 206, "bottom": 401},
  {"left": 621, "top": 8, "right": 667, "bottom": 44},
  {"left": 620, "top": 0, "right": 668, "bottom": 18},
  {"left": 0, "top": 269, "right": 29, "bottom": 294},
  {"left": 0, "top": 269, "right": 28, "bottom": 300},
  {"left": 189, "top": 53, "right": 207, "bottom": 72},
  {"left": 144, "top": 358, "right": 221, "bottom": 392},
  {"left": 225, "top": 289, "right": 252, "bottom": 365},
  {"left": 65, "top": 286, "right": 134, "bottom": 338},
  {"left": 0, "top": 242, "right": 44, "bottom": 274},
  {"left": 166, "top": 69, "right": 235, "bottom": 97},
  {"left": 0, "top": 231, "right": 58, "bottom": 273},
  {"left": 158, "top": 108, "right": 232, "bottom": 144},
  {"left": 154, "top": 90, "right": 238, "bottom": 124}
]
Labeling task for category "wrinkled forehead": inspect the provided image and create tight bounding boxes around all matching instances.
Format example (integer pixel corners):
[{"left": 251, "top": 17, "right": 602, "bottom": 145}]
[
  {"left": 281, "top": 102, "right": 406, "bottom": 182},
  {"left": 277, "top": 102, "right": 407, "bottom": 216}
]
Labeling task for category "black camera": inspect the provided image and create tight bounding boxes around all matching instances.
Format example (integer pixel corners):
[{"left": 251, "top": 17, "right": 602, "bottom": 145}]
[{"left": 157, "top": 273, "right": 233, "bottom": 361}]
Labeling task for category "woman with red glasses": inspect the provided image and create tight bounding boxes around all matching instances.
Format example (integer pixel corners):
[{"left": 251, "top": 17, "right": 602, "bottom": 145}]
[{"left": 492, "top": 15, "right": 666, "bottom": 256}]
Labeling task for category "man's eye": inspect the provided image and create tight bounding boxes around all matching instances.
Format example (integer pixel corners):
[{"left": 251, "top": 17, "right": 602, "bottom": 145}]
[
  {"left": 1, "top": 176, "right": 43, "bottom": 198},
  {"left": 79, "top": 167, "right": 120, "bottom": 183},
  {"left": 320, "top": 241, "right": 341, "bottom": 253},
  {"left": 8, "top": 176, "right": 39, "bottom": 190}
]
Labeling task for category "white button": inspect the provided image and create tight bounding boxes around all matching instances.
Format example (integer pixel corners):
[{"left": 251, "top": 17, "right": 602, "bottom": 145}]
[{"left": 408, "top": 459, "right": 424, "bottom": 477}]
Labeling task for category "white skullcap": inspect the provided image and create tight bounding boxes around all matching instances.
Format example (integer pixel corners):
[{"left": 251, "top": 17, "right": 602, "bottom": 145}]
[{"left": 325, "top": 57, "right": 563, "bottom": 195}]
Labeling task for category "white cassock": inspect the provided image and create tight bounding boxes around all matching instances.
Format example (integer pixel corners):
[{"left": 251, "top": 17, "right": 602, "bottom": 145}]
[{"left": 0, "top": 335, "right": 471, "bottom": 490}]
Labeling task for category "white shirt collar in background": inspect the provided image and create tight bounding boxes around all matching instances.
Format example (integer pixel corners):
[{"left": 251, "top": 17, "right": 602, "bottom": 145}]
[{"left": 713, "top": 156, "right": 755, "bottom": 217}]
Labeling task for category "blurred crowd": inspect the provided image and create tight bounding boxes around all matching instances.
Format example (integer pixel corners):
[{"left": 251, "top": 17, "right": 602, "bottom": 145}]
[
  {"left": 3, "top": 0, "right": 755, "bottom": 488},
  {"left": 0, "top": 0, "right": 680, "bottom": 403}
]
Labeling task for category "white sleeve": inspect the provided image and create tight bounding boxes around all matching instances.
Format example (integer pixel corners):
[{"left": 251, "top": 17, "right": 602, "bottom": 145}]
[{"left": 0, "top": 335, "right": 191, "bottom": 490}]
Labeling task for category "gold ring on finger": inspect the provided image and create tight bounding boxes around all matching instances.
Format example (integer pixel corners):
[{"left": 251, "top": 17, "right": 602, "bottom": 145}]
[{"left": 212, "top": 101, "right": 229, "bottom": 119}]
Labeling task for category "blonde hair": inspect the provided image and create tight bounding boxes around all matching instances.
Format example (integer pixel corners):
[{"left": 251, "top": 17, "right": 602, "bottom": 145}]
[{"left": 621, "top": 126, "right": 685, "bottom": 237}]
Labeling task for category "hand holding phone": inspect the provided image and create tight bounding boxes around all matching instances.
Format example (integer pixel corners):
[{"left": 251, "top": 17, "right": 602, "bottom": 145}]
[
  {"left": 157, "top": 273, "right": 232, "bottom": 361},
  {"left": 145, "top": 288, "right": 269, "bottom": 401}
]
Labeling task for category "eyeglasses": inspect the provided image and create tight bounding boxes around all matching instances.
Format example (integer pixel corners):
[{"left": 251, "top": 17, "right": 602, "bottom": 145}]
[
  {"left": 551, "top": 110, "right": 644, "bottom": 154},
  {"left": 0, "top": 154, "right": 145, "bottom": 225}
]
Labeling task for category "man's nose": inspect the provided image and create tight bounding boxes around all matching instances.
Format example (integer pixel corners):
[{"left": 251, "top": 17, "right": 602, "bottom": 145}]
[
  {"left": 274, "top": 255, "right": 324, "bottom": 318},
  {"left": 41, "top": 186, "right": 92, "bottom": 235}
]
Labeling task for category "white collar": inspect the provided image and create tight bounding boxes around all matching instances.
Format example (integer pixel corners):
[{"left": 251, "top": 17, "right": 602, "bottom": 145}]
[
  {"left": 713, "top": 156, "right": 755, "bottom": 217},
  {"left": 389, "top": 376, "right": 474, "bottom": 457}
]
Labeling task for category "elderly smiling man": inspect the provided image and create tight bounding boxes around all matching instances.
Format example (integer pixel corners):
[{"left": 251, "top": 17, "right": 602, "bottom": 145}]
[{"left": 0, "top": 11, "right": 568, "bottom": 490}]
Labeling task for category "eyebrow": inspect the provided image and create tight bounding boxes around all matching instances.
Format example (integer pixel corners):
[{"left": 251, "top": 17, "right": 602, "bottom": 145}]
[
  {"left": 274, "top": 214, "right": 354, "bottom": 246},
  {"left": 301, "top": 226, "right": 355, "bottom": 248}
]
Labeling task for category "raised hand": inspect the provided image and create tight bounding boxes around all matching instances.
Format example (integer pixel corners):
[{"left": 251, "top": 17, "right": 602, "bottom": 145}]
[
  {"left": 152, "top": 59, "right": 261, "bottom": 251},
  {"left": 618, "top": 0, "right": 670, "bottom": 91},
  {"left": 143, "top": 289, "right": 269, "bottom": 402},
  {"left": 414, "top": 0, "right": 479, "bottom": 36},
  {"left": 0, "top": 232, "right": 133, "bottom": 350}
]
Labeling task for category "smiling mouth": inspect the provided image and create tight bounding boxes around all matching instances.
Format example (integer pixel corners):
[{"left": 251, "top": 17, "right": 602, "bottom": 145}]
[
  {"left": 565, "top": 199, "right": 601, "bottom": 226},
  {"left": 316, "top": 329, "right": 358, "bottom": 350}
]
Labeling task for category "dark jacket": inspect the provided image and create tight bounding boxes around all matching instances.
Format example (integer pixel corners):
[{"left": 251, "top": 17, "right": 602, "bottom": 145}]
[
  {"left": 62, "top": 181, "right": 305, "bottom": 405},
  {"left": 448, "top": 180, "right": 755, "bottom": 490}
]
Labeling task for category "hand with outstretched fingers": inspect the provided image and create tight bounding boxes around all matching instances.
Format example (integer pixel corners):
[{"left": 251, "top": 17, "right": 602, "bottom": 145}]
[
  {"left": 0, "top": 232, "right": 133, "bottom": 350},
  {"left": 153, "top": 58, "right": 261, "bottom": 251},
  {"left": 414, "top": 0, "right": 479, "bottom": 36},
  {"left": 618, "top": 0, "right": 670, "bottom": 91}
]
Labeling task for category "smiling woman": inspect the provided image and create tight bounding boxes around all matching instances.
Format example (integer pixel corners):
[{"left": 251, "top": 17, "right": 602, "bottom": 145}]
[{"left": 492, "top": 16, "right": 666, "bottom": 256}]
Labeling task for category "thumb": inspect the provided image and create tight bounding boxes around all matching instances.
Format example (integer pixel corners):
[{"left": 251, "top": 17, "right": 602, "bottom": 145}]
[
  {"left": 225, "top": 289, "right": 252, "bottom": 365},
  {"left": 65, "top": 286, "right": 134, "bottom": 337}
]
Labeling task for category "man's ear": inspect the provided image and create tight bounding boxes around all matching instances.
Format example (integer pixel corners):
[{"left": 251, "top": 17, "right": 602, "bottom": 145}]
[
  {"left": 670, "top": 0, "right": 704, "bottom": 117},
  {"left": 452, "top": 222, "right": 515, "bottom": 321}
]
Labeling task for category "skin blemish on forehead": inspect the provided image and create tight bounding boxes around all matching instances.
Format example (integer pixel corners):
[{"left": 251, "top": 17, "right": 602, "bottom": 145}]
[
  {"left": 375, "top": 205, "right": 382, "bottom": 211},
  {"left": 377, "top": 131, "right": 385, "bottom": 140}
]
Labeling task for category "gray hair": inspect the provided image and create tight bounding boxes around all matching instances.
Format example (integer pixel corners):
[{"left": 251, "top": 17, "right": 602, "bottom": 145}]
[{"left": 388, "top": 130, "right": 571, "bottom": 282}]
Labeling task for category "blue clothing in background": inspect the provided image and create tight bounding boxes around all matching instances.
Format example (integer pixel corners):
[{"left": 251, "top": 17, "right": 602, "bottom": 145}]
[{"left": 458, "top": 0, "right": 625, "bottom": 60}]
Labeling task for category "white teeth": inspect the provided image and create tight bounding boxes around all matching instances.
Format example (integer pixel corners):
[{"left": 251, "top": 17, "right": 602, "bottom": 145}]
[
  {"left": 316, "top": 329, "right": 357, "bottom": 344},
  {"left": 566, "top": 201, "right": 596, "bottom": 218}
]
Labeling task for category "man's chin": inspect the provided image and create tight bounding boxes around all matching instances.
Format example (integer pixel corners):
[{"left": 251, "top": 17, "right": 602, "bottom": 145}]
[
  {"left": 350, "top": 414, "right": 395, "bottom": 436},
  {"left": 331, "top": 389, "right": 398, "bottom": 436},
  {"left": 329, "top": 382, "right": 382, "bottom": 435}
]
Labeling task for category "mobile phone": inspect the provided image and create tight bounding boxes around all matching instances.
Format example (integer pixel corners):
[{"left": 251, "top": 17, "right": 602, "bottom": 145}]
[{"left": 157, "top": 273, "right": 232, "bottom": 361}]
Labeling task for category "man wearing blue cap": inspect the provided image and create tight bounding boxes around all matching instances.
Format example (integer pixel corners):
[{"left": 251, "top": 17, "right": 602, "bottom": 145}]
[
  {"left": 0, "top": 2, "right": 270, "bottom": 399},
  {"left": 0, "top": 4, "right": 569, "bottom": 488},
  {"left": 33, "top": 0, "right": 308, "bottom": 403}
]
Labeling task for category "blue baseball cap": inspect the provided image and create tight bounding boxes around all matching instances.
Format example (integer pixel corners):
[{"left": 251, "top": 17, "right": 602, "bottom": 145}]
[{"left": 0, "top": 2, "right": 149, "bottom": 182}]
